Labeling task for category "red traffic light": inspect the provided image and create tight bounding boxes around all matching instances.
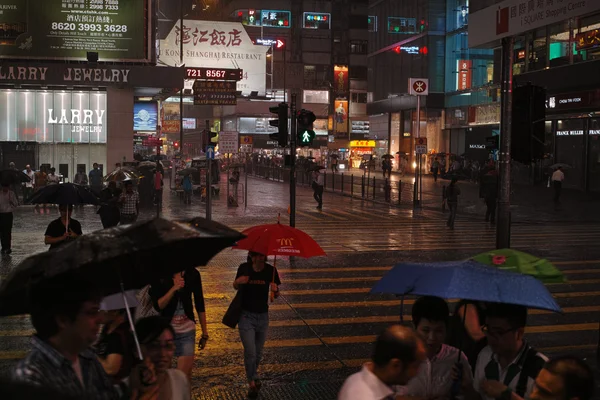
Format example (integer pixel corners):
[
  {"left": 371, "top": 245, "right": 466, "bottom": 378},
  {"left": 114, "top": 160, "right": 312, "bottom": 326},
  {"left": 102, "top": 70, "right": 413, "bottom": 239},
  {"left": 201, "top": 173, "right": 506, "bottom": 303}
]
[{"left": 174, "top": 141, "right": 179, "bottom": 148}]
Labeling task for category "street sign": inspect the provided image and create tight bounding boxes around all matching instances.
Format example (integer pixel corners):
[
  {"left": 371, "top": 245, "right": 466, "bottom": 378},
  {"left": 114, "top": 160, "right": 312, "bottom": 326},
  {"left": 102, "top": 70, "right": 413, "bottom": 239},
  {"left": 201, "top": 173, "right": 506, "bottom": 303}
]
[
  {"left": 193, "top": 80, "right": 237, "bottom": 105},
  {"left": 206, "top": 145, "right": 215, "bottom": 160},
  {"left": 415, "top": 137, "right": 428, "bottom": 154},
  {"left": 186, "top": 67, "right": 243, "bottom": 81},
  {"left": 218, "top": 131, "right": 239, "bottom": 154},
  {"left": 409, "top": 78, "right": 429, "bottom": 96}
]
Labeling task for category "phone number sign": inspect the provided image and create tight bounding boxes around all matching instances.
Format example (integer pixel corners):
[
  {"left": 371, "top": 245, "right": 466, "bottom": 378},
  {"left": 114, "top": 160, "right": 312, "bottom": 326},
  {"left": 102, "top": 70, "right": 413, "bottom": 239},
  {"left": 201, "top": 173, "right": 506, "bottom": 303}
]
[{"left": 0, "top": 0, "right": 149, "bottom": 61}]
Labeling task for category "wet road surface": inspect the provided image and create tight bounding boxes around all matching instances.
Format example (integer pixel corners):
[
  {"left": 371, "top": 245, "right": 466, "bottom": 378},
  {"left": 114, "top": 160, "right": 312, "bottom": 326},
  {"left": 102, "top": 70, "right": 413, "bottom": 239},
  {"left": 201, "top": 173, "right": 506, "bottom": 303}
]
[{"left": 1, "top": 175, "right": 600, "bottom": 399}]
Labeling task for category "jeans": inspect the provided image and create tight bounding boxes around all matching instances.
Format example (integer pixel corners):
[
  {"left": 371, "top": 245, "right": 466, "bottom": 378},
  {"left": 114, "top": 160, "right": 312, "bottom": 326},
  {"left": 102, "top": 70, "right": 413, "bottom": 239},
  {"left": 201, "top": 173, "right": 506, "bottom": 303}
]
[
  {"left": 485, "top": 198, "right": 497, "bottom": 222},
  {"left": 120, "top": 213, "right": 138, "bottom": 225},
  {"left": 238, "top": 310, "right": 269, "bottom": 382},
  {"left": 313, "top": 184, "right": 323, "bottom": 208},
  {"left": 432, "top": 168, "right": 439, "bottom": 182},
  {"left": 447, "top": 202, "right": 457, "bottom": 228},
  {"left": 553, "top": 181, "right": 562, "bottom": 203},
  {"left": 0, "top": 212, "right": 13, "bottom": 250}
]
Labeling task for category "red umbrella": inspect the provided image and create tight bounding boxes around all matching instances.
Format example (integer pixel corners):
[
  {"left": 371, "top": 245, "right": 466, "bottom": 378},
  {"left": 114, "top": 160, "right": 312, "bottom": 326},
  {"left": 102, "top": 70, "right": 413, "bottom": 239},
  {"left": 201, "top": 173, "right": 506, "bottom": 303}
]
[{"left": 233, "top": 223, "right": 326, "bottom": 258}]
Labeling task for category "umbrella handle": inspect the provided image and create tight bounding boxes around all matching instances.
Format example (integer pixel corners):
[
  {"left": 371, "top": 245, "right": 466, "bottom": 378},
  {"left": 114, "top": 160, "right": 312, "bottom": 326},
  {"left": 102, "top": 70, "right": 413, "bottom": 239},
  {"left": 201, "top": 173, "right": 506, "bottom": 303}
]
[{"left": 121, "top": 283, "right": 143, "bottom": 360}]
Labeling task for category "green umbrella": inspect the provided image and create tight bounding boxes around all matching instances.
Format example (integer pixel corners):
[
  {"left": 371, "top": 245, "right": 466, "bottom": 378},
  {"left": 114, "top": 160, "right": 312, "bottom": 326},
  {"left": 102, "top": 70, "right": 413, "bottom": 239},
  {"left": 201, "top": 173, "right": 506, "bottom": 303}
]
[{"left": 472, "top": 249, "right": 566, "bottom": 283}]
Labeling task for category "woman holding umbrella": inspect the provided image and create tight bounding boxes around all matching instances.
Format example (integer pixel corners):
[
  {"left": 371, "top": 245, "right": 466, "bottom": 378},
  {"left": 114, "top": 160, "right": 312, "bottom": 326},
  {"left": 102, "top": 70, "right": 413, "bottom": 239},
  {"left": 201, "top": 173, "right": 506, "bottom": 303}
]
[
  {"left": 149, "top": 267, "right": 208, "bottom": 381},
  {"left": 233, "top": 251, "right": 281, "bottom": 399}
]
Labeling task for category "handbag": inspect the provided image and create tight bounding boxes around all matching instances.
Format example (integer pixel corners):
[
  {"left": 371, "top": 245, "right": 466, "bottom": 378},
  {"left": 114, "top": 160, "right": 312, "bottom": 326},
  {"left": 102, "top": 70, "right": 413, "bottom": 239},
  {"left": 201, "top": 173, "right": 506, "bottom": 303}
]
[
  {"left": 134, "top": 285, "right": 159, "bottom": 321},
  {"left": 222, "top": 291, "right": 243, "bottom": 328}
]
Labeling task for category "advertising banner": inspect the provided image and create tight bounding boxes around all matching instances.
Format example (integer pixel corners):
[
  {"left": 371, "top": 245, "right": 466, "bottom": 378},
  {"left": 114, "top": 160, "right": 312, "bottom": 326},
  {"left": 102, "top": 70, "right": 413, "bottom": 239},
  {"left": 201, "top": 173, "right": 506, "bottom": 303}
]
[
  {"left": 133, "top": 102, "right": 158, "bottom": 132},
  {"left": 333, "top": 65, "right": 349, "bottom": 94},
  {"left": 159, "top": 20, "right": 268, "bottom": 96},
  {"left": 458, "top": 60, "right": 472, "bottom": 91},
  {"left": 469, "top": 0, "right": 600, "bottom": 48},
  {"left": 161, "top": 102, "right": 180, "bottom": 134},
  {"left": 333, "top": 100, "right": 348, "bottom": 138},
  {"left": 0, "top": 0, "right": 150, "bottom": 61}
]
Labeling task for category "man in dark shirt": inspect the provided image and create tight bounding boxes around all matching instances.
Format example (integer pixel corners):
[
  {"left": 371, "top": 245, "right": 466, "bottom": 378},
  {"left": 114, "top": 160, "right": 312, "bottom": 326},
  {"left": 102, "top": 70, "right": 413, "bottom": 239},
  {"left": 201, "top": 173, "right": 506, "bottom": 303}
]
[
  {"left": 13, "top": 274, "right": 145, "bottom": 399},
  {"left": 44, "top": 204, "right": 82, "bottom": 250},
  {"left": 89, "top": 163, "right": 103, "bottom": 196},
  {"left": 233, "top": 251, "right": 281, "bottom": 398}
]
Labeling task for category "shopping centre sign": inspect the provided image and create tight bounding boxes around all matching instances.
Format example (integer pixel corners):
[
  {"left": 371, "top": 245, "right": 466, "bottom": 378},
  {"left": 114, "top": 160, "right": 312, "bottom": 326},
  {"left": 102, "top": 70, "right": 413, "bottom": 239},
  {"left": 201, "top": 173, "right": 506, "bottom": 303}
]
[
  {"left": 469, "top": 0, "right": 600, "bottom": 47},
  {"left": 0, "top": 0, "right": 151, "bottom": 61},
  {"left": 159, "top": 20, "right": 268, "bottom": 96}
]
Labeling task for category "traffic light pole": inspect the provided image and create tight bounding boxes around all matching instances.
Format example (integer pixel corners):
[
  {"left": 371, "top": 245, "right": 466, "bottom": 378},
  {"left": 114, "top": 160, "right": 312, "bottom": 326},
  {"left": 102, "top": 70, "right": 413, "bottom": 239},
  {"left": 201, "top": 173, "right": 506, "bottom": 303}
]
[
  {"left": 497, "top": 37, "right": 513, "bottom": 249},
  {"left": 289, "top": 93, "right": 297, "bottom": 228},
  {"left": 413, "top": 95, "right": 421, "bottom": 209},
  {"left": 205, "top": 119, "right": 212, "bottom": 221}
]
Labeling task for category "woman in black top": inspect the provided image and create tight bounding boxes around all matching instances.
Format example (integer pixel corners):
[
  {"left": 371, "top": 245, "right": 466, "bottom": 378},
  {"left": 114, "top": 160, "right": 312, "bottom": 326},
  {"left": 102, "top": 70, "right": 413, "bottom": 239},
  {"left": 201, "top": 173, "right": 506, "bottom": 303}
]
[
  {"left": 446, "top": 300, "right": 487, "bottom": 371},
  {"left": 149, "top": 267, "right": 207, "bottom": 380},
  {"left": 95, "top": 309, "right": 135, "bottom": 383},
  {"left": 233, "top": 251, "right": 281, "bottom": 399}
]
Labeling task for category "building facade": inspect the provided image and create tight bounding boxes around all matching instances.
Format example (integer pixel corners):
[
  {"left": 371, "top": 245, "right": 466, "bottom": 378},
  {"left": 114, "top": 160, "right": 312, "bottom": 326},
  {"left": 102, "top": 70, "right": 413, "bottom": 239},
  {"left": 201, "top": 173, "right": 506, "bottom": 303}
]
[
  {"left": 156, "top": 0, "right": 369, "bottom": 165},
  {"left": 470, "top": 0, "right": 600, "bottom": 190}
]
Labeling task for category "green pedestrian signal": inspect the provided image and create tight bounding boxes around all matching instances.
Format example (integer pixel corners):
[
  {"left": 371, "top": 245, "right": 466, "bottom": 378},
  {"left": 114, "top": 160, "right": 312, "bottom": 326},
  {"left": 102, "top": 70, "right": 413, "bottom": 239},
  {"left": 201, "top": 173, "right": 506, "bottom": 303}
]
[{"left": 297, "top": 109, "right": 316, "bottom": 146}]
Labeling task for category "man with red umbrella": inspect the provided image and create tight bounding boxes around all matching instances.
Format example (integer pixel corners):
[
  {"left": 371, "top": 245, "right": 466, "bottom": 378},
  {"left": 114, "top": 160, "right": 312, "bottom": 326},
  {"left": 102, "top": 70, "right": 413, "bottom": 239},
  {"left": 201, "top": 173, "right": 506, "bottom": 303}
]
[{"left": 233, "top": 251, "right": 281, "bottom": 399}]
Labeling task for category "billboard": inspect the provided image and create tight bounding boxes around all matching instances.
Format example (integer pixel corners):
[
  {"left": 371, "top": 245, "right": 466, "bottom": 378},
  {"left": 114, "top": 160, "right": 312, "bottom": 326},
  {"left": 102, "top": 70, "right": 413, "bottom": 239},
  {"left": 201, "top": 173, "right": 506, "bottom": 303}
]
[
  {"left": 333, "top": 65, "right": 348, "bottom": 94},
  {"left": 133, "top": 102, "right": 158, "bottom": 132},
  {"left": 457, "top": 60, "right": 472, "bottom": 91},
  {"left": 334, "top": 100, "right": 348, "bottom": 138},
  {"left": 0, "top": 0, "right": 151, "bottom": 61},
  {"left": 159, "top": 20, "right": 268, "bottom": 96}
]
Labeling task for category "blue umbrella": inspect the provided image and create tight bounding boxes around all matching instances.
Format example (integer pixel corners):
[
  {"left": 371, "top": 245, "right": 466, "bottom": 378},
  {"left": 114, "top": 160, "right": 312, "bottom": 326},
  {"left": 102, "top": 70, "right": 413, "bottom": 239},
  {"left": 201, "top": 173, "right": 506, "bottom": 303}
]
[{"left": 370, "top": 260, "right": 561, "bottom": 313}]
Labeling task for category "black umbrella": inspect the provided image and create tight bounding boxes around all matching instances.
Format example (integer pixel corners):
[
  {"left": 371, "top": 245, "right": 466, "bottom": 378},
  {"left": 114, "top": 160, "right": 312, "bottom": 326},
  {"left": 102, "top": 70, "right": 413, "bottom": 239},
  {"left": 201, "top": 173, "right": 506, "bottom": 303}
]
[
  {"left": 382, "top": 154, "right": 394, "bottom": 159},
  {"left": 104, "top": 168, "right": 139, "bottom": 183},
  {"left": 0, "top": 169, "right": 30, "bottom": 185},
  {"left": 176, "top": 167, "right": 198, "bottom": 176},
  {"left": 26, "top": 183, "right": 98, "bottom": 205},
  {"left": 308, "top": 165, "right": 326, "bottom": 172},
  {"left": 0, "top": 217, "right": 244, "bottom": 316}
]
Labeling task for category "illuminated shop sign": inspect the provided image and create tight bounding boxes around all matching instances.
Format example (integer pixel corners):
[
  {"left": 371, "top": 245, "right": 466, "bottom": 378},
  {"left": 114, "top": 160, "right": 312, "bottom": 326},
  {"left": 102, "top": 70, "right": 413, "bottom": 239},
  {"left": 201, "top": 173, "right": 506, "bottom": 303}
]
[
  {"left": 303, "top": 13, "right": 330, "bottom": 30},
  {"left": 233, "top": 9, "right": 291, "bottom": 28},
  {"left": 387, "top": 17, "right": 416, "bottom": 34},
  {"left": 556, "top": 130, "right": 584, "bottom": 136}
]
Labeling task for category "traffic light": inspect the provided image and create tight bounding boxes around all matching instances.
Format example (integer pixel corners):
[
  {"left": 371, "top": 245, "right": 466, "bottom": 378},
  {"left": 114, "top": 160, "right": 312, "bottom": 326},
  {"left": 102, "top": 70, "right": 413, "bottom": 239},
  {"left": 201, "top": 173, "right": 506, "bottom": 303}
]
[
  {"left": 269, "top": 102, "right": 289, "bottom": 147},
  {"left": 297, "top": 109, "right": 316, "bottom": 146},
  {"left": 511, "top": 84, "right": 546, "bottom": 163},
  {"left": 419, "top": 19, "right": 426, "bottom": 32},
  {"left": 174, "top": 141, "right": 180, "bottom": 149}
]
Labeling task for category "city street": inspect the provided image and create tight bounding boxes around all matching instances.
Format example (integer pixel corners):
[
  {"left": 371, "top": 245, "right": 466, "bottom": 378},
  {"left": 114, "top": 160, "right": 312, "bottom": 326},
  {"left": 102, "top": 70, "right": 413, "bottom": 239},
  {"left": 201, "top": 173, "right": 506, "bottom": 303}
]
[{"left": 1, "top": 175, "right": 600, "bottom": 398}]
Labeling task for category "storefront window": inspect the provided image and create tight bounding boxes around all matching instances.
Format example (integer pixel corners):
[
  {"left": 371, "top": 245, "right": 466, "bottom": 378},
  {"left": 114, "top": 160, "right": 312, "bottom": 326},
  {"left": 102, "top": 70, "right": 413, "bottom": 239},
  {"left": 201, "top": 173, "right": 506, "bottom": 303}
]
[
  {"left": 446, "top": 0, "right": 468, "bottom": 32},
  {"left": 529, "top": 27, "right": 547, "bottom": 71},
  {"left": 548, "top": 21, "right": 572, "bottom": 68},
  {"left": 588, "top": 118, "right": 600, "bottom": 192},
  {"left": 574, "top": 13, "right": 600, "bottom": 64},
  {"left": 555, "top": 119, "right": 585, "bottom": 189},
  {"left": 0, "top": 89, "right": 107, "bottom": 179}
]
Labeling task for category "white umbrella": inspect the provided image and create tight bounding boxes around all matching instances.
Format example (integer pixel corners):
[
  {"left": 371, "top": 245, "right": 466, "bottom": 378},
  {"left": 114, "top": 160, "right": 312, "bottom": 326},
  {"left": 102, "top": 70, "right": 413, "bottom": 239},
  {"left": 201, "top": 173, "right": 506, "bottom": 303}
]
[{"left": 100, "top": 290, "right": 139, "bottom": 311}]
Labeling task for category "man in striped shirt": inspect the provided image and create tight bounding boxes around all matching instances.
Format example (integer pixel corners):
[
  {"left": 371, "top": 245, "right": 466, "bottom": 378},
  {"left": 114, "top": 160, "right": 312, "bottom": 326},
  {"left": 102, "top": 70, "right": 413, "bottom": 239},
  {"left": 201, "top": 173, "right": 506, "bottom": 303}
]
[{"left": 461, "top": 303, "right": 547, "bottom": 400}]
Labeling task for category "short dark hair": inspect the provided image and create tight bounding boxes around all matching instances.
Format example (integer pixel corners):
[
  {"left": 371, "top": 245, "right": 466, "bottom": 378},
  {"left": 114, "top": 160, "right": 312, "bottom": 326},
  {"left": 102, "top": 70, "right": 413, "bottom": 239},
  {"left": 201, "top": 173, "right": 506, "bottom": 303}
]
[
  {"left": 485, "top": 302, "right": 527, "bottom": 328},
  {"left": 135, "top": 316, "right": 175, "bottom": 345},
  {"left": 29, "top": 274, "right": 102, "bottom": 339},
  {"left": 124, "top": 180, "right": 133, "bottom": 186},
  {"left": 372, "top": 325, "right": 421, "bottom": 368},
  {"left": 58, "top": 204, "right": 73, "bottom": 212},
  {"left": 412, "top": 296, "right": 449, "bottom": 327},
  {"left": 545, "top": 356, "right": 594, "bottom": 400}
]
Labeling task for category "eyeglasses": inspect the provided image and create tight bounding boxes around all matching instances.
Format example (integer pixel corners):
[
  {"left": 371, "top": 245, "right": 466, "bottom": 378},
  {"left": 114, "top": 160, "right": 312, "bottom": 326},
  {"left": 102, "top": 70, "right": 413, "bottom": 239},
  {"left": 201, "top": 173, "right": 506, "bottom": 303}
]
[
  {"left": 145, "top": 341, "right": 176, "bottom": 352},
  {"left": 481, "top": 324, "right": 518, "bottom": 337}
]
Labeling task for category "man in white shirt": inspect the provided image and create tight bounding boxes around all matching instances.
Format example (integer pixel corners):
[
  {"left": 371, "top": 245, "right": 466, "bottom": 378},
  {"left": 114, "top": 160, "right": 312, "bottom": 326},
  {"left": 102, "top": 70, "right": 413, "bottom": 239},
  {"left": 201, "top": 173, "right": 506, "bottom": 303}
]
[
  {"left": 396, "top": 296, "right": 472, "bottom": 400},
  {"left": 338, "top": 325, "right": 427, "bottom": 400},
  {"left": 551, "top": 167, "right": 565, "bottom": 205},
  {"left": 22, "top": 164, "right": 34, "bottom": 201},
  {"left": 461, "top": 303, "right": 547, "bottom": 400},
  {"left": 312, "top": 169, "right": 325, "bottom": 210}
]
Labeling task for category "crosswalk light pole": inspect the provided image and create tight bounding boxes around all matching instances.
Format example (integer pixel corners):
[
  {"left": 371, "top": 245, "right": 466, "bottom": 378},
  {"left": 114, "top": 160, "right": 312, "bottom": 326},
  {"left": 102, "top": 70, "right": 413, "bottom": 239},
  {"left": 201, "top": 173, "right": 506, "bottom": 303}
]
[
  {"left": 497, "top": 37, "right": 514, "bottom": 249},
  {"left": 290, "top": 94, "right": 297, "bottom": 227}
]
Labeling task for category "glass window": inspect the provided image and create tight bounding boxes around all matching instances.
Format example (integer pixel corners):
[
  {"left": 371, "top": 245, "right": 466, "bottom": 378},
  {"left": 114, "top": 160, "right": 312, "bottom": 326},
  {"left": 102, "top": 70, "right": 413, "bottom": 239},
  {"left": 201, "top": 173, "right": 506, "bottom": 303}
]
[
  {"left": 368, "top": 16, "right": 377, "bottom": 32},
  {"left": 350, "top": 40, "right": 368, "bottom": 54},
  {"left": 513, "top": 36, "right": 526, "bottom": 75},
  {"left": 387, "top": 17, "right": 417, "bottom": 34},
  {"left": 36, "top": 91, "right": 53, "bottom": 143},
  {"left": 529, "top": 27, "right": 547, "bottom": 71},
  {"left": 574, "top": 13, "right": 600, "bottom": 63},
  {"left": 549, "top": 21, "right": 571, "bottom": 68},
  {"left": 303, "top": 13, "right": 330, "bottom": 30},
  {"left": 303, "top": 90, "right": 329, "bottom": 104},
  {"left": 555, "top": 119, "right": 585, "bottom": 189},
  {"left": 447, "top": 0, "right": 469, "bottom": 31},
  {"left": 351, "top": 92, "right": 368, "bottom": 103},
  {"left": 304, "top": 65, "right": 316, "bottom": 83}
]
